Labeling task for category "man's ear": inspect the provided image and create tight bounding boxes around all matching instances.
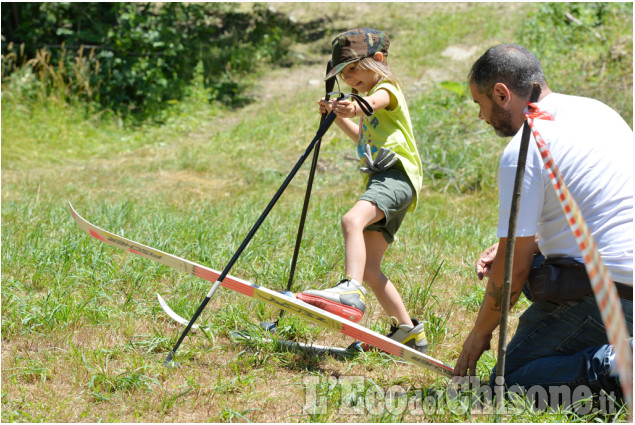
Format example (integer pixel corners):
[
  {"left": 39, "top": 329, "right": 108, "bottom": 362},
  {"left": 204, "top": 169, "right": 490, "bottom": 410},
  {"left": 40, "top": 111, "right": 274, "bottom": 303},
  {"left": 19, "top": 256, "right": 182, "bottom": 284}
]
[
  {"left": 492, "top": 82, "right": 512, "bottom": 107},
  {"left": 373, "top": 52, "right": 384, "bottom": 62}
]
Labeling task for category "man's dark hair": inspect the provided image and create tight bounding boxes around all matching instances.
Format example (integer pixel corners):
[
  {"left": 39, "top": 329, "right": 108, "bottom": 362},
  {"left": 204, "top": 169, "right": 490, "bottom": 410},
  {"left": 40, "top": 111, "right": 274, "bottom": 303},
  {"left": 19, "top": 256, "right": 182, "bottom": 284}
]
[{"left": 468, "top": 44, "right": 547, "bottom": 98}]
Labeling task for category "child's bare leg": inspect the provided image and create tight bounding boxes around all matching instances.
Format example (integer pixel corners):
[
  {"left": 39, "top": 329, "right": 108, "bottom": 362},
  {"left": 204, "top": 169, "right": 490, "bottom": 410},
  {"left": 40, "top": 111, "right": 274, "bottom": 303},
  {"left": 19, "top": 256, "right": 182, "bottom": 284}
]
[
  {"left": 363, "top": 230, "right": 413, "bottom": 327},
  {"left": 341, "top": 200, "right": 383, "bottom": 283},
  {"left": 342, "top": 200, "right": 413, "bottom": 326}
]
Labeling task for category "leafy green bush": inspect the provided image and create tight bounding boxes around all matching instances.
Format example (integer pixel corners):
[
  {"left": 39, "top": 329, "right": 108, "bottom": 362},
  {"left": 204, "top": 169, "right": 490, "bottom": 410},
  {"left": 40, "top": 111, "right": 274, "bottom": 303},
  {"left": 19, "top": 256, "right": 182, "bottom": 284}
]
[
  {"left": 517, "top": 2, "right": 633, "bottom": 122},
  {"left": 411, "top": 2, "right": 632, "bottom": 193},
  {"left": 1, "top": 3, "right": 299, "bottom": 119},
  {"left": 517, "top": 2, "right": 630, "bottom": 56}
]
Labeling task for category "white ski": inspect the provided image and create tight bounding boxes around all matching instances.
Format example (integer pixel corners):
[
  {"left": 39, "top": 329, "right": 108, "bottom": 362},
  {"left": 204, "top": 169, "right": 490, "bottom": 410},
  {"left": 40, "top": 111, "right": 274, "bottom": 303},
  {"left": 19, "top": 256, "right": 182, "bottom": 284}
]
[
  {"left": 230, "top": 331, "right": 358, "bottom": 358},
  {"left": 157, "top": 293, "right": 210, "bottom": 330},
  {"left": 69, "top": 202, "right": 454, "bottom": 378}
]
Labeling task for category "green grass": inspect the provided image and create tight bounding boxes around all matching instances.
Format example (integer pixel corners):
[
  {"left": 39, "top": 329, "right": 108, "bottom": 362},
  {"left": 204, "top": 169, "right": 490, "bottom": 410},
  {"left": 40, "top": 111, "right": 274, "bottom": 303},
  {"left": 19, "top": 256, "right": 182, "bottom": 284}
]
[{"left": 2, "top": 2, "right": 632, "bottom": 422}]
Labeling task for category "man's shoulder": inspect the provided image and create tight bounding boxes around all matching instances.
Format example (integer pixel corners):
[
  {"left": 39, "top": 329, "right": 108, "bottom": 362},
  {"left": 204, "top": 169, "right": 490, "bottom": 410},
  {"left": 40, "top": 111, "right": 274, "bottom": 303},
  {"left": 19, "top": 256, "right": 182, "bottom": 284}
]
[
  {"left": 545, "top": 93, "right": 624, "bottom": 119},
  {"left": 544, "top": 93, "right": 632, "bottom": 140}
]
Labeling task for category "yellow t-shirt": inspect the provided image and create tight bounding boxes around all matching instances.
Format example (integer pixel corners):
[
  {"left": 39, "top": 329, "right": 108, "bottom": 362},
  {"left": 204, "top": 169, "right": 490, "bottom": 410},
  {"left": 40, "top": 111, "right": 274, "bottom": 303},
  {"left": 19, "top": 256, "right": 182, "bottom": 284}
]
[{"left": 356, "top": 81, "right": 423, "bottom": 210}]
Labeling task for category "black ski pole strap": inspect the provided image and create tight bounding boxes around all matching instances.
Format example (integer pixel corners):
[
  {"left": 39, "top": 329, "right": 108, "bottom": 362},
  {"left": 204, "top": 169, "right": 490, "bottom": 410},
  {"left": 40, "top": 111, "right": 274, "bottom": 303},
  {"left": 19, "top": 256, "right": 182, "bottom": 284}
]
[{"left": 326, "top": 92, "right": 374, "bottom": 116}]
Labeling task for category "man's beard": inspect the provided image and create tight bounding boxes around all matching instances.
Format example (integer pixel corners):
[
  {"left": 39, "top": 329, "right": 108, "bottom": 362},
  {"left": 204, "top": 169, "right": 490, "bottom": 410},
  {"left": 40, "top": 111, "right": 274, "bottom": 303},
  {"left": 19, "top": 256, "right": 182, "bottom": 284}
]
[{"left": 491, "top": 101, "right": 517, "bottom": 137}]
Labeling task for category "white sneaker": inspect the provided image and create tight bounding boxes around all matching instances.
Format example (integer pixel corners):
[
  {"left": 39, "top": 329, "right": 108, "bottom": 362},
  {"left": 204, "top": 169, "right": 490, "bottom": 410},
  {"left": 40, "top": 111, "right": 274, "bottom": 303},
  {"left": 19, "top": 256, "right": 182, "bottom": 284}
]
[{"left": 297, "top": 278, "right": 367, "bottom": 322}]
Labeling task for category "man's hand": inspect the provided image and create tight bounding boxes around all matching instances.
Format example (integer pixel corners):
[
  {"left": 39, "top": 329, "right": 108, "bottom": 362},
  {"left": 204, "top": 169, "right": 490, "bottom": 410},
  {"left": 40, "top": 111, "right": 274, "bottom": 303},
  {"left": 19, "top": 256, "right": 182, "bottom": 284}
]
[
  {"left": 360, "top": 145, "right": 398, "bottom": 174},
  {"left": 454, "top": 329, "right": 492, "bottom": 377},
  {"left": 476, "top": 242, "right": 498, "bottom": 280}
]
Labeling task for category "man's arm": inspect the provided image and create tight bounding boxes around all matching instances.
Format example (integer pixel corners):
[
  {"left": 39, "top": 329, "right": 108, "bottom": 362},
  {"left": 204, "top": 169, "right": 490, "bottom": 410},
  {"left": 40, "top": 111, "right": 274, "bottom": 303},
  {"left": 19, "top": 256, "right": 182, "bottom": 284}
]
[
  {"left": 476, "top": 235, "right": 540, "bottom": 281},
  {"left": 454, "top": 235, "right": 537, "bottom": 377}
]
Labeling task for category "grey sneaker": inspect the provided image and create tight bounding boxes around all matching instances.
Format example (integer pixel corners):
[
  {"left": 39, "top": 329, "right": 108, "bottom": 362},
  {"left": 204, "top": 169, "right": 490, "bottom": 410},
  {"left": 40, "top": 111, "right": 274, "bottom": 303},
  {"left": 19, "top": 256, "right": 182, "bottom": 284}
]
[
  {"left": 386, "top": 317, "right": 429, "bottom": 354},
  {"left": 297, "top": 278, "right": 367, "bottom": 322},
  {"left": 359, "top": 317, "right": 429, "bottom": 354}
]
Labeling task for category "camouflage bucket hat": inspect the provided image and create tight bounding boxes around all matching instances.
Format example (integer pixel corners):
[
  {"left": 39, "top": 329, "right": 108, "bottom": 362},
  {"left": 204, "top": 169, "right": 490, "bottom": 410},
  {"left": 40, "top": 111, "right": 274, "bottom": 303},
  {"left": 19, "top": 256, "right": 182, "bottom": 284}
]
[{"left": 324, "top": 28, "right": 390, "bottom": 80}]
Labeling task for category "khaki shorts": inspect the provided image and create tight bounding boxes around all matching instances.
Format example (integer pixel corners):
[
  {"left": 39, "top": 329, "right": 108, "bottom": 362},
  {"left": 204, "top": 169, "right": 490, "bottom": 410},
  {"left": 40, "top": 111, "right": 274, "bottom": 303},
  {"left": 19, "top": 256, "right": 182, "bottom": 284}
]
[{"left": 360, "top": 169, "right": 415, "bottom": 244}]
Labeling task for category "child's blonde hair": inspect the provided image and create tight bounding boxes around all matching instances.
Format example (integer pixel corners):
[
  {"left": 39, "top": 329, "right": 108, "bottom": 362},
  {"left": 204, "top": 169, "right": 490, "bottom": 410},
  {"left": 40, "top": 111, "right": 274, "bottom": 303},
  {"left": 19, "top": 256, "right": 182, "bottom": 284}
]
[{"left": 345, "top": 56, "right": 400, "bottom": 94}]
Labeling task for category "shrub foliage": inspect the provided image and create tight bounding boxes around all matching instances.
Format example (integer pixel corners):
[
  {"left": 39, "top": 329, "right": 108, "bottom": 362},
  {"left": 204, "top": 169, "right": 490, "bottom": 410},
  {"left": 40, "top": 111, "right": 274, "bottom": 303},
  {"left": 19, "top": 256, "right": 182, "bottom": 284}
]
[{"left": 1, "top": 2, "right": 298, "bottom": 118}]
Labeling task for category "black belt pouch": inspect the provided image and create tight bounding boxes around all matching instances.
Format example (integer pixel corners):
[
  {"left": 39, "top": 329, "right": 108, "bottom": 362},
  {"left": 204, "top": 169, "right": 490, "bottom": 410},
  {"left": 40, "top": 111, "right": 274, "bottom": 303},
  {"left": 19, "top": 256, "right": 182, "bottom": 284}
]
[{"left": 527, "top": 256, "right": 594, "bottom": 303}]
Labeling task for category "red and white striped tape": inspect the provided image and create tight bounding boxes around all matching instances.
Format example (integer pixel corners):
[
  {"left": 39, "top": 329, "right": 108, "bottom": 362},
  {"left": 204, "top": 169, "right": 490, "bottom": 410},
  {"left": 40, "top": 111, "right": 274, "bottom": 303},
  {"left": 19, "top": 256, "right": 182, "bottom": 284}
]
[{"left": 525, "top": 103, "right": 633, "bottom": 413}]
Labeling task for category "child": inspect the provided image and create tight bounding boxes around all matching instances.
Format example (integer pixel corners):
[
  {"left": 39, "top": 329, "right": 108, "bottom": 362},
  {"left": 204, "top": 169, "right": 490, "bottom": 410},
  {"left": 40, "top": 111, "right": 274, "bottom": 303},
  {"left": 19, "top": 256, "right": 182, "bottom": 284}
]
[{"left": 296, "top": 28, "right": 427, "bottom": 353}]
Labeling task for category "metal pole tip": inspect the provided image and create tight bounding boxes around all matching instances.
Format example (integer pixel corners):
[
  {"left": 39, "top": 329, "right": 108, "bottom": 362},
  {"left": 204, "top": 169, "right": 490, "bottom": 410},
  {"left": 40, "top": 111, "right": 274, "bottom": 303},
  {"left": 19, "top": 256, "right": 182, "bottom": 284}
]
[{"left": 164, "top": 351, "right": 178, "bottom": 368}]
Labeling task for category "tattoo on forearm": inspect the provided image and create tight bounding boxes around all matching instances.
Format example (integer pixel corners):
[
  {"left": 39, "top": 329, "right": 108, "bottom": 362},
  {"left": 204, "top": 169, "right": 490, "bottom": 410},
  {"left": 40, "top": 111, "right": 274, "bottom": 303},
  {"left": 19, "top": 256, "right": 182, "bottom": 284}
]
[
  {"left": 487, "top": 285, "right": 519, "bottom": 311},
  {"left": 488, "top": 285, "right": 504, "bottom": 311}
]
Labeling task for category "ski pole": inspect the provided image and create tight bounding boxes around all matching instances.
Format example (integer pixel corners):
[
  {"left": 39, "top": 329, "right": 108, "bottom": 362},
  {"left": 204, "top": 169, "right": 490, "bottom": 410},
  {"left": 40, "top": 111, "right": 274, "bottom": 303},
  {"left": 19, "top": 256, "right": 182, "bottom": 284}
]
[
  {"left": 261, "top": 63, "right": 337, "bottom": 331},
  {"left": 286, "top": 62, "right": 336, "bottom": 293},
  {"left": 164, "top": 111, "right": 339, "bottom": 365},
  {"left": 494, "top": 83, "right": 541, "bottom": 409}
]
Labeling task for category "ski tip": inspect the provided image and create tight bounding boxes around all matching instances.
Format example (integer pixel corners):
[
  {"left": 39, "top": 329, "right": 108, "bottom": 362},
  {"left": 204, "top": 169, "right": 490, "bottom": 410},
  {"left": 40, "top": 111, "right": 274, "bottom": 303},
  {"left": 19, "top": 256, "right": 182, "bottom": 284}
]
[
  {"left": 68, "top": 201, "right": 77, "bottom": 217},
  {"left": 157, "top": 293, "right": 202, "bottom": 330}
]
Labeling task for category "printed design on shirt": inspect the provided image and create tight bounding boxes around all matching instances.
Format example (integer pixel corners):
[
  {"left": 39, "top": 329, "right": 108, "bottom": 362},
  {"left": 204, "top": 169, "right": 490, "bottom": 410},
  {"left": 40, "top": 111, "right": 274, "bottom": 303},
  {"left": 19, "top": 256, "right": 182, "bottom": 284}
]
[{"left": 357, "top": 115, "right": 379, "bottom": 159}]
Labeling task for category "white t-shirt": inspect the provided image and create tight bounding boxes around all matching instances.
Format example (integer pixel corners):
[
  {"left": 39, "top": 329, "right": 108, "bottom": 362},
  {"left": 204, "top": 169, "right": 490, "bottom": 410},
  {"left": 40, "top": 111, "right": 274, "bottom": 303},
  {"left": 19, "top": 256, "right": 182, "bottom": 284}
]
[{"left": 497, "top": 93, "right": 633, "bottom": 285}]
